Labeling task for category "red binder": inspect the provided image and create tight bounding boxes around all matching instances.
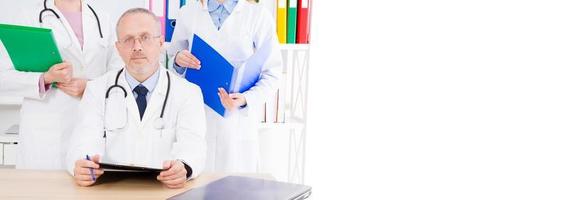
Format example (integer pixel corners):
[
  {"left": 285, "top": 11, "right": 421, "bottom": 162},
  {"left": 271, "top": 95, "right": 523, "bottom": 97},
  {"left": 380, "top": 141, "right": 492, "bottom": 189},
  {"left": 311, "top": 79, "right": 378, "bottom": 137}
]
[{"left": 296, "top": 0, "right": 311, "bottom": 44}]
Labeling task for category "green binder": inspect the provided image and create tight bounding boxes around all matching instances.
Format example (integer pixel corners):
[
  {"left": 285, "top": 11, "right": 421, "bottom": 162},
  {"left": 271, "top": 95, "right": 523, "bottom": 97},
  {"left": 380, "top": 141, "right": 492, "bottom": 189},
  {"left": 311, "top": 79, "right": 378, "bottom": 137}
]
[
  {"left": 0, "top": 23, "right": 62, "bottom": 72},
  {"left": 286, "top": 0, "right": 298, "bottom": 44}
]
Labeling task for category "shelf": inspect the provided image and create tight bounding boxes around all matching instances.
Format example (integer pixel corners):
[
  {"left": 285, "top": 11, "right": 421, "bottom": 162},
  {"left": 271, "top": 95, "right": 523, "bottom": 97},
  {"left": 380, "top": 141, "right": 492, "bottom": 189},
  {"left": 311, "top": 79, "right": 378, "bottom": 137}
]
[
  {"left": 258, "top": 120, "right": 305, "bottom": 130},
  {"left": 0, "top": 133, "right": 18, "bottom": 144},
  {"left": 0, "top": 97, "right": 22, "bottom": 106},
  {"left": 279, "top": 44, "right": 310, "bottom": 50}
]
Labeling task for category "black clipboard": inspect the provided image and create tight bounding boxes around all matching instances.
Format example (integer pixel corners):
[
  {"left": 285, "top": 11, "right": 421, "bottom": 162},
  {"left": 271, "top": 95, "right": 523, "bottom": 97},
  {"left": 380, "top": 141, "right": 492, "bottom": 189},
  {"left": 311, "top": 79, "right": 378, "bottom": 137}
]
[{"left": 99, "top": 162, "right": 163, "bottom": 173}]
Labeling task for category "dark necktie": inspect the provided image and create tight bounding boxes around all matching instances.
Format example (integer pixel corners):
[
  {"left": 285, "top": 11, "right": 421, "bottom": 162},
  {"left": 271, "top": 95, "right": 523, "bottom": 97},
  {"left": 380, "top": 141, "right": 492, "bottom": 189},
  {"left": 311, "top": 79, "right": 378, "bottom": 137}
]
[{"left": 133, "top": 85, "right": 148, "bottom": 120}]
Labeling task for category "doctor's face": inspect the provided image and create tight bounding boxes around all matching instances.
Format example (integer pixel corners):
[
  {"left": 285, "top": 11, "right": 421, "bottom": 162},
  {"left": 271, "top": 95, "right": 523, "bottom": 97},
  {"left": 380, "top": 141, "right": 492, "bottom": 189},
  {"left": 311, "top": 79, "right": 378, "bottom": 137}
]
[{"left": 115, "top": 13, "right": 164, "bottom": 76}]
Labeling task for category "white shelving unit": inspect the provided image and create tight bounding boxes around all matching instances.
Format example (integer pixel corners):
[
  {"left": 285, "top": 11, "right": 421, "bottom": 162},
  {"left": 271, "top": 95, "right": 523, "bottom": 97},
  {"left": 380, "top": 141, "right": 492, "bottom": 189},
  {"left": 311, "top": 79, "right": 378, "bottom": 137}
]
[
  {"left": 0, "top": 97, "right": 23, "bottom": 105},
  {"left": 258, "top": 44, "right": 310, "bottom": 184}
]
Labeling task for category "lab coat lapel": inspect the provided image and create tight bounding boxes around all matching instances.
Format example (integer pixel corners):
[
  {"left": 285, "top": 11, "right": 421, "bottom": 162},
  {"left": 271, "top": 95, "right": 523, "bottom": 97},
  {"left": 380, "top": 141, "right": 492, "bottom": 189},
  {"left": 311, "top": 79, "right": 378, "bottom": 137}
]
[
  {"left": 81, "top": 1, "right": 105, "bottom": 69},
  {"left": 142, "top": 68, "right": 167, "bottom": 125},
  {"left": 48, "top": 0, "right": 84, "bottom": 62},
  {"left": 118, "top": 69, "right": 142, "bottom": 126}
]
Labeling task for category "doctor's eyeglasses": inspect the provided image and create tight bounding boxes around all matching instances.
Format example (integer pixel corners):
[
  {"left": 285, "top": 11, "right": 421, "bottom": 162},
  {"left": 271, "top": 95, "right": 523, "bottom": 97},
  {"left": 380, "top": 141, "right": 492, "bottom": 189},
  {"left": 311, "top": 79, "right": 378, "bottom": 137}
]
[{"left": 118, "top": 34, "right": 161, "bottom": 48}]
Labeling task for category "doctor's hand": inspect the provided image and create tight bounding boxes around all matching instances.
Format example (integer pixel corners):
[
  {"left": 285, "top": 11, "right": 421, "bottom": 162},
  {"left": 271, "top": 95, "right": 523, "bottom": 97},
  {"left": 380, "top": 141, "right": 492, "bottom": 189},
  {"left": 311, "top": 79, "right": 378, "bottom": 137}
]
[
  {"left": 73, "top": 154, "right": 104, "bottom": 187},
  {"left": 43, "top": 61, "right": 73, "bottom": 84},
  {"left": 157, "top": 160, "right": 187, "bottom": 189},
  {"left": 218, "top": 88, "right": 247, "bottom": 111},
  {"left": 56, "top": 78, "right": 88, "bottom": 98},
  {"left": 175, "top": 50, "right": 201, "bottom": 69}
]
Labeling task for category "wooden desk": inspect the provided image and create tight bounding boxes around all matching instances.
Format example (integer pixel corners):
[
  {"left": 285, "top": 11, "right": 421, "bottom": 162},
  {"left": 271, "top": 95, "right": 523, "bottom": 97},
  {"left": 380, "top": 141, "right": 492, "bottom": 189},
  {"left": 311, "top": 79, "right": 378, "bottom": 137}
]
[{"left": 0, "top": 169, "right": 270, "bottom": 199}]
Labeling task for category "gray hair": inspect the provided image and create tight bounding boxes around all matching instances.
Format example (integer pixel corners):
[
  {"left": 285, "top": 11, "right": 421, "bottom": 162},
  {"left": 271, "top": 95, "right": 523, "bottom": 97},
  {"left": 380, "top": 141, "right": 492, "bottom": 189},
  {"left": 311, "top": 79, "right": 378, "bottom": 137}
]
[{"left": 115, "top": 8, "right": 161, "bottom": 37}]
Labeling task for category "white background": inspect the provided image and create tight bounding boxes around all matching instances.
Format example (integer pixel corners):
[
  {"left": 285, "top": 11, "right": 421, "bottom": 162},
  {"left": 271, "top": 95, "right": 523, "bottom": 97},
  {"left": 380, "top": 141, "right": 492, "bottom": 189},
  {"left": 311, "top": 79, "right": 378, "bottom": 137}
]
[
  {"left": 2, "top": 0, "right": 569, "bottom": 199},
  {"left": 305, "top": 0, "right": 569, "bottom": 199}
]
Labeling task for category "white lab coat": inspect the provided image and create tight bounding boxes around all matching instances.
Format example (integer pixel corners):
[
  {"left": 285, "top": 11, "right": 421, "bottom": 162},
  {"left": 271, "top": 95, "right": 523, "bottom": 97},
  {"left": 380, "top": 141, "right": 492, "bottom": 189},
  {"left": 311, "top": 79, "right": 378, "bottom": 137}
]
[
  {"left": 65, "top": 67, "right": 207, "bottom": 178},
  {"left": 168, "top": 0, "right": 282, "bottom": 173},
  {"left": 0, "top": 0, "right": 123, "bottom": 169}
]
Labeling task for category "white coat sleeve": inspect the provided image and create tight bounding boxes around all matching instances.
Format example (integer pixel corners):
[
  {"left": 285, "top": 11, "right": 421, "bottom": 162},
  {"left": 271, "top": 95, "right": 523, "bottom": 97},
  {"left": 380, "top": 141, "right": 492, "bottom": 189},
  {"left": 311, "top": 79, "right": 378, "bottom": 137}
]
[
  {"left": 241, "top": 8, "right": 283, "bottom": 116},
  {"left": 0, "top": 9, "right": 48, "bottom": 99},
  {"left": 65, "top": 80, "right": 106, "bottom": 175},
  {"left": 167, "top": 5, "right": 191, "bottom": 77},
  {"left": 171, "top": 84, "right": 207, "bottom": 179}
]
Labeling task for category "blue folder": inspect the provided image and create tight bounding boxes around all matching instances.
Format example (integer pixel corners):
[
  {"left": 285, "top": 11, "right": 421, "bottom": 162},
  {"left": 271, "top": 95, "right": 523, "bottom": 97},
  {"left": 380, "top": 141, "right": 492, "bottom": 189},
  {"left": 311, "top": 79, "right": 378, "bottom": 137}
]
[{"left": 186, "top": 35, "right": 264, "bottom": 117}]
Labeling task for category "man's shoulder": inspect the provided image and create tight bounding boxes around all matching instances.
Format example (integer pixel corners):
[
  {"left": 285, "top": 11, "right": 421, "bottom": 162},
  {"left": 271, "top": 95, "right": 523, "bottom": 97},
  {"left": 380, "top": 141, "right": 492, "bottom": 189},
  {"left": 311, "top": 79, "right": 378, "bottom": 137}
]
[
  {"left": 91, "top": 69, "right": 121, "bottom": 83},
  {"left": 168, "top": 71, "right": 202, "bottom": 95},
  {"left": 86, "top": 69, "right": 123, "bottom": 92}
]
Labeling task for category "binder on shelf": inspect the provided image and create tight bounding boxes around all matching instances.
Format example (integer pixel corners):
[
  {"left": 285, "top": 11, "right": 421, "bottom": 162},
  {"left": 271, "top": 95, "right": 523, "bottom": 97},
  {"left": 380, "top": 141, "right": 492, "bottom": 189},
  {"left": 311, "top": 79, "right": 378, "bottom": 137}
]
[
  {"left": 276, "top": 0, "right": 287, "bottom": 43},
  {"left": 165, "top": 0, "right": 187, "bottom": 42},
  {"left": 286, "top": 0, "right": 298, "bottom": 44},
  {"left": 296, "top": 0, "right": 311, "bottom": 44},
  {"left": 0, "top": 23, "right": 62, "bottom": 72}
]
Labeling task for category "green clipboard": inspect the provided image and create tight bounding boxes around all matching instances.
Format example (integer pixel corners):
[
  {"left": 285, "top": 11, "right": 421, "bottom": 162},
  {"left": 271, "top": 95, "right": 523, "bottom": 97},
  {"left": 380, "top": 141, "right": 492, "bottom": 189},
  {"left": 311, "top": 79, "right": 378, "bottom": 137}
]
[{"left": 0, "top": 23, "right": 62, "bottom": 72}]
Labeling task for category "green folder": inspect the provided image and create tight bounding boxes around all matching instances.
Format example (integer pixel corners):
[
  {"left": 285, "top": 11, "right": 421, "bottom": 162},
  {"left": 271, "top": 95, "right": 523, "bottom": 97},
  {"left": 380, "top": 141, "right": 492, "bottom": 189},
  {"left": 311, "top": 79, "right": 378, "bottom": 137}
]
[
  {"left": 286, "top": 0, "right": 298, "bottom": 44},
  {"left": 0, "top": 23, "right": 62, "bottom": 72}
]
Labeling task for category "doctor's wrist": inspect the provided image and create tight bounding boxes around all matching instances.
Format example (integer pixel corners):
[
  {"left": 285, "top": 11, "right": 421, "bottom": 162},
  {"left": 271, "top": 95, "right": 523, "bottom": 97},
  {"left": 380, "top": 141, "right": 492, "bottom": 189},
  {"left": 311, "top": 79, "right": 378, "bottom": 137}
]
[
  {"left": 177, "top": 160, "right": 193, "bottom": 179},
  {"left": 43, "top": 72, "right": 54, "bottom": 84}
]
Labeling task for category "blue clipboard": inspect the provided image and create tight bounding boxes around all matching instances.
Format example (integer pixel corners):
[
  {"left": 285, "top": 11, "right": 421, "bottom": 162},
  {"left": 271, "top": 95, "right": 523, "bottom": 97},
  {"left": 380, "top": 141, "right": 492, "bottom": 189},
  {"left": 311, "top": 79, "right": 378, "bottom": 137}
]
[{"left": 185, "top": 35, "right": 264, "bottom": 117}]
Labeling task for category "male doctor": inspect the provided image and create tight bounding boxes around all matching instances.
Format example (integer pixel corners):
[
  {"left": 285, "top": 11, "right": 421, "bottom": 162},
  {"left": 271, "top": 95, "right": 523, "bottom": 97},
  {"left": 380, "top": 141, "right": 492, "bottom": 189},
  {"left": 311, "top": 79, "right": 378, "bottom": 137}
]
[{"left": 65, "top": 8, "right": 206, "bottom": 188}]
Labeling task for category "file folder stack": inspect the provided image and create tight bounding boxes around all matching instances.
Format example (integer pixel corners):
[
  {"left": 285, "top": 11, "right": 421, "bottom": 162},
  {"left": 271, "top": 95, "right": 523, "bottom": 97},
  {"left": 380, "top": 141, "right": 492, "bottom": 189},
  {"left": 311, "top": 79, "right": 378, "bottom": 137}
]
[{"left": 275, "top": 0, "right": 312, "bottom": 44}]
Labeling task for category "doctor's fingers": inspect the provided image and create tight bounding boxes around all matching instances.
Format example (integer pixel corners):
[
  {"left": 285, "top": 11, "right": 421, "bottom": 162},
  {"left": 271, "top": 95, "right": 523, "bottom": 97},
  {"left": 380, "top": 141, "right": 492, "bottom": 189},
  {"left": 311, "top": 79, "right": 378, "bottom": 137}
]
[
  {"left": 159, "top": 163, "right": 184, "bottom": 177},
  {"left": 177, "top": 55, "right": 201, "bottom": 69},
  {"left": 76, "top": 168, "right": 104, "bottom": 176},
  {"left": 49, "top": 69, "right": 72, "bottom": 83},
  {"left": 161, "top": 176, "right": 187, "bottom": 187},
  {"left": 75, "top": 180, "right": 96, "bottom": 187},
  {"left": 178, "top": 50, "right": 201, "bottom": 64},
  {"left": 164, "top": 183, "right": 185, "bottom": 189},
  {"left": 218, "top": 88, "right": 231, "bottom": 101},
  {"left": 218, "top": 89, "right": 237, "bottom": 110},
  {"left": 158, "top": 168, "right": 186, "bottom": 181},
  {"left": 218, "top": 93, "right": 231, "bottom": 109},
  {"left": 75, "top": 159, "right": 100, "bottom": 169}
]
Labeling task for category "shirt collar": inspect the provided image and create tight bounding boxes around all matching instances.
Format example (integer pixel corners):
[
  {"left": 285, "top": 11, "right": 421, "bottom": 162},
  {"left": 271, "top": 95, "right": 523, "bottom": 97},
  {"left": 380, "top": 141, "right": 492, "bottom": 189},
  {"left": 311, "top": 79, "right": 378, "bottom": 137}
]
[
  {"left": 208, "top": 0, "right": 239, "bottom": 13},
  {"left": 125, "top": 68, "right": 160, "bottom": 94}
]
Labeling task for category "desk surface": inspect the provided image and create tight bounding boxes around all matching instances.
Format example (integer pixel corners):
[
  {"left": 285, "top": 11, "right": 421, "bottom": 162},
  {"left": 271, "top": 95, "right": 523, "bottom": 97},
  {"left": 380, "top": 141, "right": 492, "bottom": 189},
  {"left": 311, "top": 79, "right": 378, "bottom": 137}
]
[{"left": 0, "top": 169, "right": 270, "bottom": 199}]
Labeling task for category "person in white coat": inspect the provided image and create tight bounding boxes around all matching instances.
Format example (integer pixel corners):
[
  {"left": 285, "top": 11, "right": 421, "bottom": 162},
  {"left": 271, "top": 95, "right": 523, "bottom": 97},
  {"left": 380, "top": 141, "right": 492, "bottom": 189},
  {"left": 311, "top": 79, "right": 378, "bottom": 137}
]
[
  {"left": 168, "top": 0, "right": 282, "bottom": 173},
  {"left": 0, "top": 0, "right": 123, "bottom": 169},
  {"left": 66, "top": 8, "right": 206, "bottom": 188}
]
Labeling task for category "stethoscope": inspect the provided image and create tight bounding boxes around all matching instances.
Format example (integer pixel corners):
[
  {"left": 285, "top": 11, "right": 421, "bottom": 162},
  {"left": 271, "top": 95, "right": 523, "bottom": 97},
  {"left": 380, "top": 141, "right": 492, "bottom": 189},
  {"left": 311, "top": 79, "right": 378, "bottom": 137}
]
[
  {"left": 38, "top": 0, "right": 103, "bottom": 39},
  {"left": 103, "top": 68, "right": 171, "bottom": 138}
]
